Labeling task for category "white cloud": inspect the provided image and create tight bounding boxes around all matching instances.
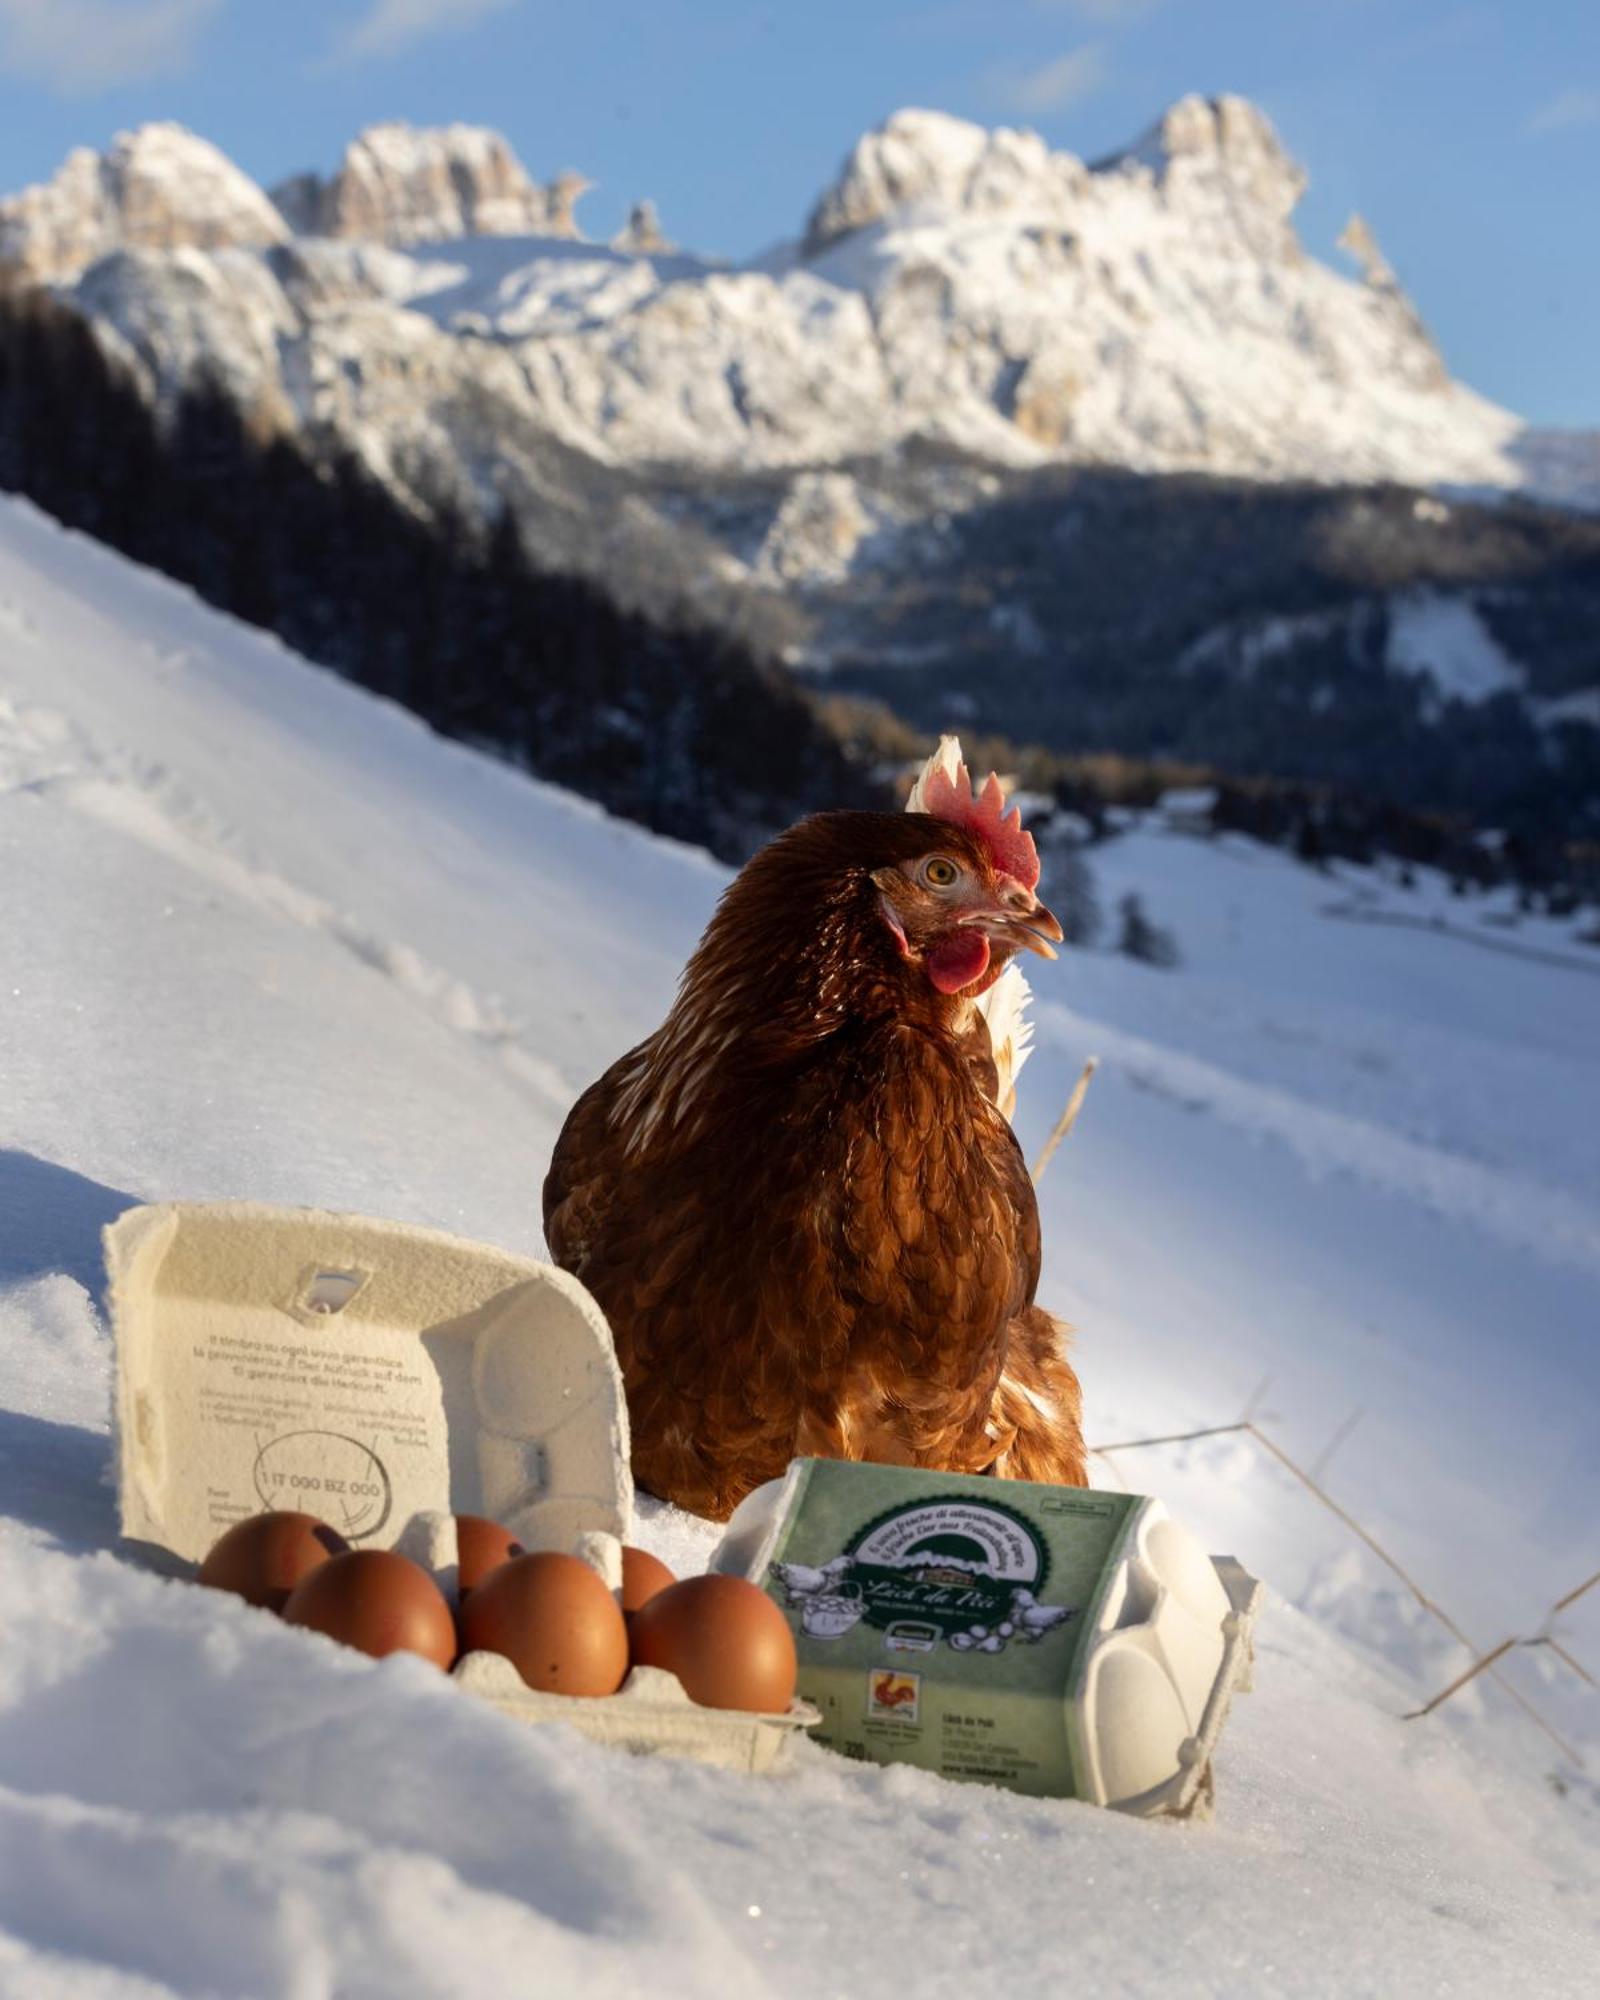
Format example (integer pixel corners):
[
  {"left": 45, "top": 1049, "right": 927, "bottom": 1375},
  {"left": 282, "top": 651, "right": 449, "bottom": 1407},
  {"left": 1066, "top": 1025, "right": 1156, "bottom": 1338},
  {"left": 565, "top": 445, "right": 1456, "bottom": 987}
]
[
  {"left": 1032, "top": 0, "right": 1158, "bottom": 20},
  {"left": 1527, "top": 88, "right": 1600, "bottom": 136},
  {"left": 0, "top": 0, "right": 219, "bottom": 96},
  {"left": 331, "top": 0, "right": 516, "bottom": 65},
  {"left": 990, "top": 43, "right": 1108, "bottom": 118}
]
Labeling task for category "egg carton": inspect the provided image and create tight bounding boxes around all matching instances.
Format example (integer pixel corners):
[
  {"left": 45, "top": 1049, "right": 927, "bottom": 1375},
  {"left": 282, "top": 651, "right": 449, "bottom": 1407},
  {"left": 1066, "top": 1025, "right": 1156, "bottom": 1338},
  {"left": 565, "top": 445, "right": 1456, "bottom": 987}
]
[
  {"left": 104, "top": 1201, "right": 818, "bottom": 1774},
  {"left": 716, "top": 1460, "right": 1263, "bottom": 1819},
  {"left": 400, "top": 1507, "right": 819, "bottom": 1768},
  {"left": 455, "top": 1654, "right": 817, "bottom": 1774}
]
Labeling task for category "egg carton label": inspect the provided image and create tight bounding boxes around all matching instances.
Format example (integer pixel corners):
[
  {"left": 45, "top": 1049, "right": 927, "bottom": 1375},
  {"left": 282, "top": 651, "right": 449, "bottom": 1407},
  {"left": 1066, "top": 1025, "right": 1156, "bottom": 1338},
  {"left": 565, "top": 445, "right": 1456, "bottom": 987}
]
[{"left": 757, "top": 1460, "right": 1140, "bottom": 1798}]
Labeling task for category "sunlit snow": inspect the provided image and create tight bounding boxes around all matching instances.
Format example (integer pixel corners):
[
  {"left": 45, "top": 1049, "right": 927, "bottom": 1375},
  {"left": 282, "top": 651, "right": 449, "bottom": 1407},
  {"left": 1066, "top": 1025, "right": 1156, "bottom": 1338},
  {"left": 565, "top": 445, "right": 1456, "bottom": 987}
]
[{"left": 1, "top": 496, "right": 1596, "bottom": 1995}]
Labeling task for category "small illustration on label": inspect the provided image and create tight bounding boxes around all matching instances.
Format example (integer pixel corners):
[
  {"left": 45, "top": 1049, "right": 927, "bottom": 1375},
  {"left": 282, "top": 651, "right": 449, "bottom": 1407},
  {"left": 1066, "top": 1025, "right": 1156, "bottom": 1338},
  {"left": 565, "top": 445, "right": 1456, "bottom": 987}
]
[
  {"left": 771, "top": 1493, "right": 1078, "bottom": 1658},
  {"left": 867, "top": 1670, "right": 921, "bottom": 1722},
  {"left": 884, "top": 1619, "right": 941, "bottom": 1653},
  {"left": 798, "top": 1582, "right": 867, "bottom": 1639}
]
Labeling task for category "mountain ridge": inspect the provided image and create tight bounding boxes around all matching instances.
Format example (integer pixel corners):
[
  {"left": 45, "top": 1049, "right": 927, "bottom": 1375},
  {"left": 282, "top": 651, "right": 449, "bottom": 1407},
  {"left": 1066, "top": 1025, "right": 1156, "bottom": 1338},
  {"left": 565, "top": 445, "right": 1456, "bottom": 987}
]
[{"left": 0, "top": 97, "right": 1526, "bottom": 493}]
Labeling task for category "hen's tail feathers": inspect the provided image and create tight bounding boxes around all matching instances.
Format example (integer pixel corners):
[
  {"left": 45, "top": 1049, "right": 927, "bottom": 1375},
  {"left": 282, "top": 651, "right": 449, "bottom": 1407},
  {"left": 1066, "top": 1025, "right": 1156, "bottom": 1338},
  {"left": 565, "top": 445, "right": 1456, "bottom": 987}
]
[
  {"left": 988, "top": 1307, "right": 1088, "bottom": 1488},
  {"left": 904, "top": 735, "right": 1037, "bottom": 1119}
]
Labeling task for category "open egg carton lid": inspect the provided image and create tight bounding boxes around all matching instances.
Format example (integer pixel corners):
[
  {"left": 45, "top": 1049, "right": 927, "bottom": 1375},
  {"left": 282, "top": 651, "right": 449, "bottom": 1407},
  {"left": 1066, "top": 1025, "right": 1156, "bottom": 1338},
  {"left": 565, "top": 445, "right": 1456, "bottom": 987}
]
[{"left": 103, "top": 1201, "right": 817, "bottom": 1772}]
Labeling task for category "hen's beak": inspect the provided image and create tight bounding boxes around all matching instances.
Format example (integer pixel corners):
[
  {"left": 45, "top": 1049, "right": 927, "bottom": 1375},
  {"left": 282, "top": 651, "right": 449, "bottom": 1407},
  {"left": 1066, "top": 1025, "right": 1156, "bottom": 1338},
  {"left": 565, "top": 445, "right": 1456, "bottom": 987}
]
[{"left": 960, "top": 882, "right": 1064, "bottom": 962}]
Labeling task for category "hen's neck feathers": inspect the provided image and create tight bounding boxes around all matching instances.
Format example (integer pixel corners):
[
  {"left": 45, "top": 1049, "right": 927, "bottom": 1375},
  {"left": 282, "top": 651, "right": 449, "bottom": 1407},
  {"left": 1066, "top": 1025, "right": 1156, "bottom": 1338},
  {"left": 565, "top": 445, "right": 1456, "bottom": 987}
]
[{"left": 613, "top": 813, "right": 983, "bottom": 1159}]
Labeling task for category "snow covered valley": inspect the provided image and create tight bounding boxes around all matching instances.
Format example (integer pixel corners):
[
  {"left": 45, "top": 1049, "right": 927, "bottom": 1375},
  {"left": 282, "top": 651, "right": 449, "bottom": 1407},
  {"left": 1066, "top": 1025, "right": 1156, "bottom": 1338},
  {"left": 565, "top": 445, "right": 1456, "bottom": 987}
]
[{"left": 1, "top": 492, "right": 1597, "bottom": 1994}]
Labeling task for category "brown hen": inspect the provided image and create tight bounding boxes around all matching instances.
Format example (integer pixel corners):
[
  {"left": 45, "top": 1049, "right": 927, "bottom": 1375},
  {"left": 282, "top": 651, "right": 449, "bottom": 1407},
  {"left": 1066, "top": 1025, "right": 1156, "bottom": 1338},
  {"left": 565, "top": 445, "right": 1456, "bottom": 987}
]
[{"left": 543, "top": 752, "right": 1087, "bottom": 1520}]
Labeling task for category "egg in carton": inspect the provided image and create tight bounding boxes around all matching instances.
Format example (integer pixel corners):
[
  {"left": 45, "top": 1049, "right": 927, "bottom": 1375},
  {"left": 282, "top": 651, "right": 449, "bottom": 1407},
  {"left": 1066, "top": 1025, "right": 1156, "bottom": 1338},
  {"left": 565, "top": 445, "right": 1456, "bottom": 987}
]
[{"left": 104, "top": 1200, "right": 817, "bottom": 1772}]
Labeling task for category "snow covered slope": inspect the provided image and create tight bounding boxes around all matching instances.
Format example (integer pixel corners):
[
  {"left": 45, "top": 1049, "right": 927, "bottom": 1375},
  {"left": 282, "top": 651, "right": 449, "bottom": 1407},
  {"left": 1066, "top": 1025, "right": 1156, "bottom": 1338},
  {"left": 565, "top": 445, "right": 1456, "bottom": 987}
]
[
  {"left": 2, "top": 495, "right": 1598, "bottom": 1993},
  {"left": 1, "top": 98, "right": 1529, "bottom": 500}
]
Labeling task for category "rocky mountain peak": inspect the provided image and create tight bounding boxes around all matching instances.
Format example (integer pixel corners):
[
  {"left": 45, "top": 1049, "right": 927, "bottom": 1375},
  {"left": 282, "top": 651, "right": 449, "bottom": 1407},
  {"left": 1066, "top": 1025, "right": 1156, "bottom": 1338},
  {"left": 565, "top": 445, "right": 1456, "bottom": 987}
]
[
  {"left": 612, "top": 199, "right": 674, "bottom": 256},
  {"left": 1109, "top": 94, "right": 1300, "bottom": 192},
  {"left": 1337, "top": 212, "right": 1448, "bottom": 390},
  {"left": 271, "top": 123, "right": 587, "bottom": 244},
  {"left": 806, "top": 93, "right": 1307, "bottom": 262},
  {"left": 804, "top": 108, "right": 1077, "bottom": 252},
  {"left": 1338, "top": 212, "right": 1394, "bottom": 287},
  {"left": 0, "top": 123, "right": 287, "bottom": 285},
  {"left": 1097, "top": 93, "right": 1306, "bottom": 258}
]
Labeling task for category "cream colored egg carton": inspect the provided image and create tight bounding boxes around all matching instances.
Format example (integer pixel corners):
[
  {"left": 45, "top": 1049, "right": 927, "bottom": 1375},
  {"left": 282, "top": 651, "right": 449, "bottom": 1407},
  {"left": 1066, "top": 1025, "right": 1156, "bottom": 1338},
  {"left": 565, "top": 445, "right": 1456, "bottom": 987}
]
[{"left": 104, "top": 1201, "right": 817, "bottom": 1771}]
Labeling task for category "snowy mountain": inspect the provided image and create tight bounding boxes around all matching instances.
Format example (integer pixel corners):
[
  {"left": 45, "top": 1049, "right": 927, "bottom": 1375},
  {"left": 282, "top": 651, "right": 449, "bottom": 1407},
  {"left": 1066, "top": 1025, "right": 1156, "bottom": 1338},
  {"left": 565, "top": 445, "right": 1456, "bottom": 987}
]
[
  {"left": 2, "top": 494, "right": 1598, "bottom": 1992},
  {"left": 5, "top": 98, "right": 1597, "bottom": 863},
  {"left": 0, "top": 97, "right": 1522, "bottom": 494}
]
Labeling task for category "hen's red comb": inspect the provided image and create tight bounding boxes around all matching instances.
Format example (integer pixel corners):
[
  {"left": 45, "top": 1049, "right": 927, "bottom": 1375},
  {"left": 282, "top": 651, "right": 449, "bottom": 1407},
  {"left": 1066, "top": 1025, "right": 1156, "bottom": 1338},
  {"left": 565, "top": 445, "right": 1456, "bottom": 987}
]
[{"left": 914, "top": 745, "right": 1039, "bottom": 890}]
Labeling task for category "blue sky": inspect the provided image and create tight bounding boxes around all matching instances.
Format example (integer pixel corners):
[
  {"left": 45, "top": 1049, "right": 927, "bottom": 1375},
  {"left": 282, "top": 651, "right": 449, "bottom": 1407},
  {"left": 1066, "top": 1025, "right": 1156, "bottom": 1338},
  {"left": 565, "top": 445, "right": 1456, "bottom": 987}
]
[{"left": 0, "top": 0, "right": 1596, "bottom": 426}]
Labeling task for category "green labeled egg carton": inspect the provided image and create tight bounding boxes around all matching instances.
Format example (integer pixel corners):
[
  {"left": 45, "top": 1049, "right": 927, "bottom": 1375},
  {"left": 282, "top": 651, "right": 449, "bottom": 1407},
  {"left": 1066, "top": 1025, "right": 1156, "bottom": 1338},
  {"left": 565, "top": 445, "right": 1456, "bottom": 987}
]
[{"left": 715, "top": 1457, "right": 1261, "bottom": 1818}]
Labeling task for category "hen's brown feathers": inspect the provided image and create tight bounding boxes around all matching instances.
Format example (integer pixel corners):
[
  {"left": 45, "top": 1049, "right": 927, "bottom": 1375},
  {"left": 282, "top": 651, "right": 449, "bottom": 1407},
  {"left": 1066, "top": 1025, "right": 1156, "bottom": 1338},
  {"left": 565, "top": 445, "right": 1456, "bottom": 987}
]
[{"left": 543, "top": 810, "right": 1087, "bottom": 1518}]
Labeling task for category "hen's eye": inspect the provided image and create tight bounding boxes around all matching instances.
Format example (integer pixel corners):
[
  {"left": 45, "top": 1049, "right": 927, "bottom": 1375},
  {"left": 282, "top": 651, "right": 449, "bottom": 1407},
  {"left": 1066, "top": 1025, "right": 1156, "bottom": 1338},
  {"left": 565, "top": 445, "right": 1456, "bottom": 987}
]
[{"left": 922, "top": 856, "right": 960, "bottom": 888}]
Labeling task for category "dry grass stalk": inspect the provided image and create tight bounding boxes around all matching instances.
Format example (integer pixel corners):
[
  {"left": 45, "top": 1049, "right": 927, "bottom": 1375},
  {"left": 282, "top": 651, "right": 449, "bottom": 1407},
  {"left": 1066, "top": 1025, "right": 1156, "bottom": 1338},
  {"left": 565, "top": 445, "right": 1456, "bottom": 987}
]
[
  {"left": 1030, "top": 1056, "right": 1100, "bottom": 1186},
  {"left": 1090, "top": 1417, "right": 1582, "bottom": 1763},
  {"left": 1407, "top": 1569, "right": 1600, "bottom": 1720}
]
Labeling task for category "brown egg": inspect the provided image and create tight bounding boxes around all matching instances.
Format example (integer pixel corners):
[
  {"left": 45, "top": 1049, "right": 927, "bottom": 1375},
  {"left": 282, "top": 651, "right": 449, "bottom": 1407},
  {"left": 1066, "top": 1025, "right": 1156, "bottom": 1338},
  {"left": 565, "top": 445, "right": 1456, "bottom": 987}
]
[
  {"left": 628, "top": 1574, "right": 798, "bottom": 1713},
  {"left": 198, "top": 1512, "right": 349, "bottom": 1614},
  {"left": 459, "top": 1552, "right": 629, "bottom": 1697},
  {"left": 281, "top": 1550, "right": 456, "bottom": 1669},
  {"left": 455, "top": 1515, "right": 525, "bottom": 1596},
  {"left": 620, "top": 1545, "right": 675, "bottom": 1615}
]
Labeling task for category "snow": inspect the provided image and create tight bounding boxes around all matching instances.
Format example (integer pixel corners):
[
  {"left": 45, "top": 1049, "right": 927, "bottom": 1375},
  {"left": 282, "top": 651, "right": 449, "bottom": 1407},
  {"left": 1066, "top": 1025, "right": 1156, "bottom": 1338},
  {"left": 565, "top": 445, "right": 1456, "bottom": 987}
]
[
  {"left": 1387, "top": 592, "right": 1524, "bottom": 704},
  {"left": 1540, "top": 686, "right": 1600, "bottom": 731},
  {"left": 1155, "top": 787, "right": 1219, "bottom": 823},
  {"left": 1, "top": 494, "right": 1598, "bottom": 1992},
  {"left": 1179, "top": 605, "right": 1360, "bottom": 678}
]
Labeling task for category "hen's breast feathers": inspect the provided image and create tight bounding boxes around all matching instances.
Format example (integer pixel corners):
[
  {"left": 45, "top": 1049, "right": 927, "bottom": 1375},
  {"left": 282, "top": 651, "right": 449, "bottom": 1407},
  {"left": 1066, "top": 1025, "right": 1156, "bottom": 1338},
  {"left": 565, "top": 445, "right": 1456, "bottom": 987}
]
[{"left": 542, "top": 1007, "right": 1045, "bottom": 1511}]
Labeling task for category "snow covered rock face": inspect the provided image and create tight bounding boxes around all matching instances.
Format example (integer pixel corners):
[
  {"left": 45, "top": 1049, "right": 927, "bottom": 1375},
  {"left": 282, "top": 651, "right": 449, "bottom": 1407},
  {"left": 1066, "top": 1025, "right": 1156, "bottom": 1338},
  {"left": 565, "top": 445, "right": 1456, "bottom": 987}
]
[
  {"left": 793, "top": 94, "right": 1509, "bottom": 483},
  {"left": 801, "top": 108, "right": 1080, "bottom": 251},
  {"left": 0, "top": 126, "right": 288, "bottom": 285},
  {"left": 756, "top": 473, "right": 873, "bottom": 584},
  {"left": 5, "top": 95, "right": 1530, "bottom": 512},
  {"left": 269, "top": 124, "right": 587, "bottom": 245},
  {"left": 0, "top": 123, "right": 587, "bottom": 288},
  {"left": 1095, "top": 93, "right": 1306, "bottom": 261},
  {"left": 804, "top": 96, "right": 1301, "bottom": 258}
]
